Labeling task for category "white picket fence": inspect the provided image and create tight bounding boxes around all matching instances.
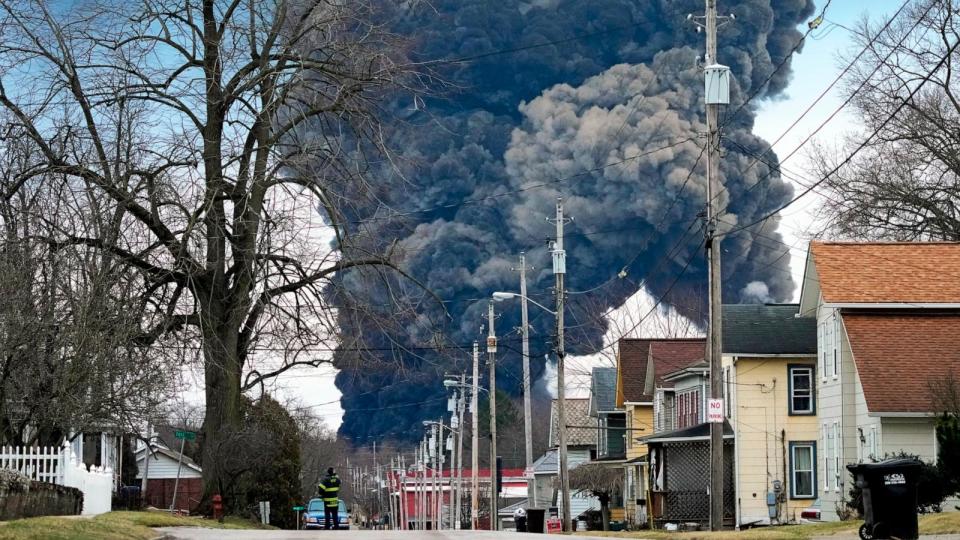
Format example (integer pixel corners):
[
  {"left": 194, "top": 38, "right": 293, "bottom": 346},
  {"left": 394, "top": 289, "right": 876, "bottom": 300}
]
[
  {"left": 0, "top": 443, "right": 113, "bottom": 515},
  {"left": 0, "top": 445, "right": 65, "bottom": 484}
]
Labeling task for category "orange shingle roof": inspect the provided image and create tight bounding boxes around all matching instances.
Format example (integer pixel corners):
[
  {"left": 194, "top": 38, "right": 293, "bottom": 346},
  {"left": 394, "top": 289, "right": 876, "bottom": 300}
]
[
  {"left": 843, "top": 312, "right": 960, "bottom": 413},
  {"left": 810, "top": 241, "right": 960, "bottom": 304}
]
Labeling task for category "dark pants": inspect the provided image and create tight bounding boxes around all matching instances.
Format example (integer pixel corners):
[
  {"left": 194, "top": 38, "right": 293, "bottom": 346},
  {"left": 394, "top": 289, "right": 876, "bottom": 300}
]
[{"left": 324, "top": 505, "right": 339, "bottom": 529}]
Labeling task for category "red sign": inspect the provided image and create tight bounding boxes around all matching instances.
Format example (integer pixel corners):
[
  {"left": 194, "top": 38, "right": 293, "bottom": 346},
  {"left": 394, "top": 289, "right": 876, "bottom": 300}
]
[{"left": 546, "top": 518, "right": 562, "bottom": 533}]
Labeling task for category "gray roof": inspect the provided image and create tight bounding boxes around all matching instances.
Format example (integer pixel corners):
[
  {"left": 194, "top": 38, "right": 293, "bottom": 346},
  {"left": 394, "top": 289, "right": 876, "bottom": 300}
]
[
  {"left": 722, "top": 304, "right": 816, "bottom": 355},
  {"left": 532, "top": 448, "right": 558, "bottom": 474},
  {"left": 588, "top": 367, "right": 618, "bottom": 416}
]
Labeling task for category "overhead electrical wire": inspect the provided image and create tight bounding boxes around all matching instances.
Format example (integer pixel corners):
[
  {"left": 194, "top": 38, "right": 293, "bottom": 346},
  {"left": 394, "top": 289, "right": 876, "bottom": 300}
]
[{"left": 720, "top": 33, "right": 960, "bottom": 240}]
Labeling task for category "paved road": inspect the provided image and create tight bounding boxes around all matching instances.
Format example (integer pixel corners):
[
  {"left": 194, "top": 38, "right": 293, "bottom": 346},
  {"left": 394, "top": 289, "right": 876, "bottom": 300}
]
[{"left": 157, "top": 529, "right": 613, "bottom": 539}]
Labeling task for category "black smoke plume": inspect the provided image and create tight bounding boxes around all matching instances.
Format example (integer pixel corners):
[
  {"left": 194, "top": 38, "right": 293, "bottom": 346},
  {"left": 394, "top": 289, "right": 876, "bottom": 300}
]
[{"left": 330, "top": 0, "right": 814, "bottom": 448}]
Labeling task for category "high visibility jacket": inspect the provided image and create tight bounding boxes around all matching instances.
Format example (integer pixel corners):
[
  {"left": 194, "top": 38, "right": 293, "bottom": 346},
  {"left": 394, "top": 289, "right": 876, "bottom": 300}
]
[{"left": 318, "top": 474, "right": 341, "bottom": 508}]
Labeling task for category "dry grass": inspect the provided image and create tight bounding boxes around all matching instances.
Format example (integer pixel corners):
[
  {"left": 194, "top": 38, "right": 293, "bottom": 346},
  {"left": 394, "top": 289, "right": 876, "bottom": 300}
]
[
  {"left": 575, "top": 512, "right": 960, "bottom": 539},
  {"left": 0, "top": 510, "right": 269, "bottom": 540}
]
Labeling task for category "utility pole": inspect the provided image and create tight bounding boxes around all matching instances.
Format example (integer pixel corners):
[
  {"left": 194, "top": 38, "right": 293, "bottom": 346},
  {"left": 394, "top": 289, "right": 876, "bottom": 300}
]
[
  {"left": 471, "top": 341, "right": 480, "bottom": 530},
  {"left": 456, "top": 373, "right": 466, "bottom": 529},
  {"left": 517, "top": 253, "right": 534, "bottom": 471},
  {"left": 486, "top": 300, "right": 498, "bottom": 531},
  {"left": 701, "top": 0, "right": 730, "bottom": 531},
  {"left": 550, "top": 198, "right": 572, "bottom": 532}
]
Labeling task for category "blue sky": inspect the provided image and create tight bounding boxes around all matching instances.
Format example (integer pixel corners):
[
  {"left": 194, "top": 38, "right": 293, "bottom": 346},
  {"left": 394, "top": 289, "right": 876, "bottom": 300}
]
[{"left": 753, "top": 0, "right": 901, "bottom": 297}]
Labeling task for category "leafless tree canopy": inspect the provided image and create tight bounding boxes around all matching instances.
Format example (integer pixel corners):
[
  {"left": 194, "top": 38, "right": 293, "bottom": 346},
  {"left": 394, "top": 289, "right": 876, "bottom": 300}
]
[
  {"left": 814, "top": 0, "right": 960, "bottom": 240},
  {"left": 0, "top": 117, "right": 177, "bottom": 445},
  {"left": 0, "top": 0, "right": 429, "bottom": 497},
  {"left": 568, "top": 462, "right": 623, "bottom": 531}
]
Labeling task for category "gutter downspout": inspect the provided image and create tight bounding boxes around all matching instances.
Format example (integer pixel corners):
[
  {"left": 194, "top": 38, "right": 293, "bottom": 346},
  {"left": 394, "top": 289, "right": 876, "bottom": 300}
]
[{"left": 731, "top": 356, "right": 743, "bottom": 529}]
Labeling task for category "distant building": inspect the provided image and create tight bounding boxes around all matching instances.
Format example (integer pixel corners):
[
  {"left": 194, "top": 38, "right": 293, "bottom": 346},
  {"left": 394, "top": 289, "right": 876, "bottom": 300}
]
[
  {"left": 615, "top": 337, "right": 704, "bottom": 528},
  {"left": 135, "top": 443, "right": 203, "bottom": 513}
]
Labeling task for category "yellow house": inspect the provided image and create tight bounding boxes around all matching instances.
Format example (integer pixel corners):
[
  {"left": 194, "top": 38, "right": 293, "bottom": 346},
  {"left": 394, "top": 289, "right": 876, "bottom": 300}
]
[
  {"left": 722, "top": 304, "right": 818, "bottom": 527},
  {"left": 615, "top": 338, "right": 705, "bottom": 528}
]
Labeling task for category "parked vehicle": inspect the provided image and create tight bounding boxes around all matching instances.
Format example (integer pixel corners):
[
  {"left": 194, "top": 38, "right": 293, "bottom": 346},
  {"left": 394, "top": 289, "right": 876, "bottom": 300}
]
[{"left": 302, "top": 498, "right": 350, "bottom": 530}]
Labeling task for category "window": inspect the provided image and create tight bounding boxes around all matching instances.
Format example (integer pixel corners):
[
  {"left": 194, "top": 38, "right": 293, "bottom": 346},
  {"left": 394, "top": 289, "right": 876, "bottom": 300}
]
[
  {"left": 833, "top": 422, "right": 841, "bottom": 490},
  {"left": 870, "top": 426, "right": 878, "bottom": 460},
  {"left": 723, "top": 367, "right": 732, "bottom": 418},
  {"left": 790, "top": 442, "right": 817, "bottom": 499},
  {"left": 788, "top": 365, "right": 815, "bottom": 415},
  {"left": 824, "top": 318, "right": 834, "bottom": 377},
  {"left": 823, "top": 424, "right": 832, "bottom": 492},
  {"left": 677, "top": 389, "right": 700, "bottom": 429},
  {"left": 833, "top": 316, "right": 841, "bottom": 378},
  {"left": 818, "top": 323, "right": 827, "bottom": 379}
]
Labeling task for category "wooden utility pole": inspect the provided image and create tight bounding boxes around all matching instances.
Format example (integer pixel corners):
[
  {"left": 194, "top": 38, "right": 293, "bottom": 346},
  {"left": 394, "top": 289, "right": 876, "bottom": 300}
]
[
  {"left": 471, "top": 341, "right": 480, "bottom": 530},
  {"left": 551, "top": 198, "right": 572, "bottom": 531},
  {"left": 518, "top": 253, "right": 534, "bottom": 471},
  {"left": 456, "top": 373, "right": 466, "bottom": 529},
  {"left": 486, "top": 301, "right": 498, "bottom": 530},
  {"left": 703, "top": 0, "right": 727, "bottom": 531}
]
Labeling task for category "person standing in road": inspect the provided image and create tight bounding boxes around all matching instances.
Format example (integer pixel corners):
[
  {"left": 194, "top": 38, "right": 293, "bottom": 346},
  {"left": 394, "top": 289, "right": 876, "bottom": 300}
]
[{"left": 317, "top": 468, "right": 342, "bottom": 529}]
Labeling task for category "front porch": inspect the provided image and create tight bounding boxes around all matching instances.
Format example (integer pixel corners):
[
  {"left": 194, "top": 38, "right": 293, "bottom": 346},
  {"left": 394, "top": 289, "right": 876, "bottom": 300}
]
[{"left": 646, "top": 422, "right": 736, "bottom": 529}]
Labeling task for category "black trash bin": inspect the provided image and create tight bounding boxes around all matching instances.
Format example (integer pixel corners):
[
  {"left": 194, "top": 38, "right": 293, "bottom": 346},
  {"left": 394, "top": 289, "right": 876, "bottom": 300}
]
[
  {"left": 847, "top": 458, "right": 922, "bottom": 540},
  {"left": 526, "top": 508, "right": 546, "bottom": 533}
]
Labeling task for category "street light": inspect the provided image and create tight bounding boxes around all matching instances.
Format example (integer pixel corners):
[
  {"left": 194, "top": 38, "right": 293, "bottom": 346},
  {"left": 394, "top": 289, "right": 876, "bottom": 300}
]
[{"left": 491, "top": 291, "right": 556, "bottom": 315}]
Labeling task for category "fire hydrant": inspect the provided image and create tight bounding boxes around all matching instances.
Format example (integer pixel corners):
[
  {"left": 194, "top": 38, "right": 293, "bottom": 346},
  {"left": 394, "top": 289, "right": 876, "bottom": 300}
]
[{"left": 212, "top": 494, "right": 224, "bottom": 523}]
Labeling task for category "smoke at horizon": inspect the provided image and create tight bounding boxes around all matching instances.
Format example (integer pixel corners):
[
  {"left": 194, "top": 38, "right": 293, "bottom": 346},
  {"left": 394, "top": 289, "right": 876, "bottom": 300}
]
[{"left": 328, "top": 0, "right": 815, "bottom": 449}]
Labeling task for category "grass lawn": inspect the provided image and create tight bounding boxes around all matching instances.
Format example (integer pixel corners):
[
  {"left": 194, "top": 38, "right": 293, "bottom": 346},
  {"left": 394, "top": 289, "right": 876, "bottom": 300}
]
[
  {"left": 575, "top": 512, "right": 960, "bottom": 539},
  {"left": 0, "top": 510, "right": 269, "bottom": 540}
]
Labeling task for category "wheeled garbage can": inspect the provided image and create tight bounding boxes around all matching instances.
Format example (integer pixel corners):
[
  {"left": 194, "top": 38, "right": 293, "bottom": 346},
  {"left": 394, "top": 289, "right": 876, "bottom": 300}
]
[
  {"left": 526, "top": 509, "right": 546, "bottom": 533},
  {"left": 847, "top": 458, "right": 922, "bottom": 540}
]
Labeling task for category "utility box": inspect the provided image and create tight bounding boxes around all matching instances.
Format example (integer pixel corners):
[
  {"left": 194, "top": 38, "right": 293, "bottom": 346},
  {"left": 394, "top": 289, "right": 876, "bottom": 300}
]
[{"left": 704, "top": 64, "right": 731, "bottom": 105}]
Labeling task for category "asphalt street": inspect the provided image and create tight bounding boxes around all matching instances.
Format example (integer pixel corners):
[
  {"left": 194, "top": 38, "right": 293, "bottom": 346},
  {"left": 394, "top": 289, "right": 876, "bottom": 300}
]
[{"left": 156, "top": 529, "right": 615, "bottom": 539}]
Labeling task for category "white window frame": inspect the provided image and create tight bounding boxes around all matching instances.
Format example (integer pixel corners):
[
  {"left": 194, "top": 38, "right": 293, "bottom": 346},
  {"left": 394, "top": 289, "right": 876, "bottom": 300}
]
[
  {"left": 819, "top": 323, "right": 827, "bottom": 380},
  {"left": 870, "top": 426, "right": 878, "bottom": 460},
  {"left": 833, "top": 421, "right": 841, "bottom": 491},
  {"left": 823, "top": 423, "right": 832, "bottom": 492},
  {"left": 790, "top": 442, "right": 817, "bottom": 499},
  {"left": 833, "top": 315, "right": 841, "bottom": 379}
]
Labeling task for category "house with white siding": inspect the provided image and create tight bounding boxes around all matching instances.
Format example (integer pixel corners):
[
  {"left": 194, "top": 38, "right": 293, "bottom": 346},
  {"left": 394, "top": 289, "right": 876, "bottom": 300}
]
[{"left": 798, "top": 241, "right": 960, "bottom": 520}]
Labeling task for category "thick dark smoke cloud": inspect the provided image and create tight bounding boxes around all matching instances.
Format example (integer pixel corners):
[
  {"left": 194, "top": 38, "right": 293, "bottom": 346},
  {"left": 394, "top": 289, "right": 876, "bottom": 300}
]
[{"left": 331, "top": 0, "right": 815, "bottom": 447}]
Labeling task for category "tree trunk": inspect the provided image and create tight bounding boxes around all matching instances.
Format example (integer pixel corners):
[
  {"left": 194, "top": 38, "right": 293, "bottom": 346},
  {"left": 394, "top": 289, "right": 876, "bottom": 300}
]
[
  {"left": 600, "top": 494, "right": 611, "bottom": 531},
  {"left": 199, "top": 299, "right": 244, "bottom": 505}
]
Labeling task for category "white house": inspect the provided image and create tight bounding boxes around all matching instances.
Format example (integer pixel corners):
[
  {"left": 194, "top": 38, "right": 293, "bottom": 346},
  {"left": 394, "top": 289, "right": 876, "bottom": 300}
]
[
  {"left": 798, "top": 241, "right": 960, "bottom": 519},
  {"left": 135, "top": 442, "right": 203, "bottom": 513}
]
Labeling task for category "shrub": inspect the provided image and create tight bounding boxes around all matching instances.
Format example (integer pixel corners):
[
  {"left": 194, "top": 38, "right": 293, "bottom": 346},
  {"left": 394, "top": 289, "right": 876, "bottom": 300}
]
[{"left": 0, "top": 469, "right": 31, "bottom": 493}]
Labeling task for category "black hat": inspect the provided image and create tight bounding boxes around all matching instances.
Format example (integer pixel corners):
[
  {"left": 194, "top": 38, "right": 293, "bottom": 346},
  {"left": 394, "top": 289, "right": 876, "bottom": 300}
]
[{"left": 327, "top": 467, "right": 335, "bottom": 475}]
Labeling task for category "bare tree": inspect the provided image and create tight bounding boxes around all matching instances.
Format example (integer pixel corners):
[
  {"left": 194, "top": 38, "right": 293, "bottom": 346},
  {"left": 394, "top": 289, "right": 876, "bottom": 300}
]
[
  {"left": 568, "top": 462, "right": 623, "bottom": 531},
  {"left": 813, "top": 0, "right": 960, "bottom": 240},
  {"left": 0, "top": 0, "right": 430, "bottom": 499},
  {"left": 0, "top": 121, "right": 176, "bottom": 445}
]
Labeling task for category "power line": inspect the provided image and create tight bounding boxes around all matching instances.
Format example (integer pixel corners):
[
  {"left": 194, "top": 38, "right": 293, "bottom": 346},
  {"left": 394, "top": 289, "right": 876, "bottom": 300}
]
[
  {"left": 720, "top": 32, "right": 960, "bottom": 240},
  {"left": 720, "top": 0, "right": 836, "bottom": 128},
  {"left": 710, "top": 0, "right": 915, "bottom": 210}
]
